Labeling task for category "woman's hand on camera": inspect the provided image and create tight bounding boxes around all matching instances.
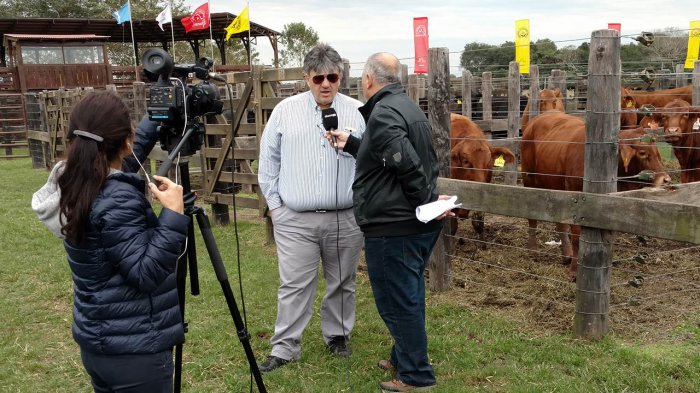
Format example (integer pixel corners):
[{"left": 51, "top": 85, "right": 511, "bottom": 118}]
[{"left": 149, "top": 175, "right": 184, "bottom": 214}]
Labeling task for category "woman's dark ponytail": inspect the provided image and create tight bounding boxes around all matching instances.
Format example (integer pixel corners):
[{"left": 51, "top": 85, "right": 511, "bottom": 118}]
[{"left": 58, "top": 92, "right": 132, "bottom": 244}]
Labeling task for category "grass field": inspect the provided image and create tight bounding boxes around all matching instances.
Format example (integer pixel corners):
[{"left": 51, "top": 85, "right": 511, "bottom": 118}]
[{"left": 2, "top": 157, "right": 700, "bottom": 392}]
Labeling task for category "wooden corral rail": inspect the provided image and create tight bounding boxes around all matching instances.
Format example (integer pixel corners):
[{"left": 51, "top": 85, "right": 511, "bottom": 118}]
[
  {"left": 426, "top": 31, "right": 700, "bottom": 339},
  {"left": 26, "top": 83, "right": 148, "bottom": 168},
  {"left": 0, "top": 93, "right": 28, "bottom": 159}
]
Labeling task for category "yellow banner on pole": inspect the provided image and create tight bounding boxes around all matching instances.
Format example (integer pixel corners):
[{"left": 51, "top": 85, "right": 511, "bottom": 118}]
[
  {"left": 515, "top": 19, "right": 530, "bottom": 74},
  {"left": 685, "top": 20, "right": 700, "bottom": 69},
  {"left": 225, "top": 5, "right": 250, "bottom": 41}
]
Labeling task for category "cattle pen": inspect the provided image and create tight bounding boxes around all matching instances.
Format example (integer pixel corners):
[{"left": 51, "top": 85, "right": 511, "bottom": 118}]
[{"left": 16, "top": 28, "right": 700, "bottom": 341}]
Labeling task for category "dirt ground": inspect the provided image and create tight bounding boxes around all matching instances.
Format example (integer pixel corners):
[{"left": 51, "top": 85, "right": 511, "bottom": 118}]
[
  {"left": 435, "top": 212, "right": 700, "bottom": 343},
  {"left": 228, "top": 186, "right": 700, "bottom": 344}
]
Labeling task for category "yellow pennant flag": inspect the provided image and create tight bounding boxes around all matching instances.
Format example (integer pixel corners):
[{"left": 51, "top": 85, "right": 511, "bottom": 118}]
[
  {"left": 684, "top": 20, "right": 700, "bottom": 69},
  {"left": 225, "top": 5, "right": 250, "bottom": 40},
  {"left": 515, "top": 19, "right": 530, "bottom": 74}
]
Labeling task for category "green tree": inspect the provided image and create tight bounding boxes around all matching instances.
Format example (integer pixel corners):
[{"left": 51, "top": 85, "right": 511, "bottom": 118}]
[{"left": 278, "top": 22, "right": 319, "bottom": 67}]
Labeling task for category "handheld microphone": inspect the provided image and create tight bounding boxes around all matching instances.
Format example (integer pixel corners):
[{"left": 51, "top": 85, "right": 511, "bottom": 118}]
[{"left": 322, "top": 108, "right": 339, "bottom": 155}]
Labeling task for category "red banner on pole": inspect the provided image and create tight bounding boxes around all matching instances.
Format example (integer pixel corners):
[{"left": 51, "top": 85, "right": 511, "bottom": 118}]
[
  {"left": 181, "top": 2, "right": 210, "bottom": 33},
  {"left": 413, "top": 17, "right": 429, "bottom": 74},
  {"left": 608, "top": 23, "right": 621, "bottom": 32}
]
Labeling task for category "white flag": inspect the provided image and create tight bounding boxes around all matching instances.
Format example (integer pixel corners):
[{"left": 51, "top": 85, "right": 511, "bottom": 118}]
[{"left": 156, "top": 4, "right": 172, "bottom": 31}]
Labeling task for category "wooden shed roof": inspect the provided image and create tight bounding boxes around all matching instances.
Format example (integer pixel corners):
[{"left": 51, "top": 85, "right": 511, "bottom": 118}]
[{"left": 0, "top": 13, "right": 280, "bottom": 44}]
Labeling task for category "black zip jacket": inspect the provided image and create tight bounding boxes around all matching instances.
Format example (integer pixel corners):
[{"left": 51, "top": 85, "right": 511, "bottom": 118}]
[{"left": 344, "top": 83, "right": 442, "bottom": 237}]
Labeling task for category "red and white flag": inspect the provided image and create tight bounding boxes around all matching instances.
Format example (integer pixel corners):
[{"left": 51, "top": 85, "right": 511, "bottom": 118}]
[
  {"left": 413, "top": 17, "right": 429, "bottom": 74},
  {"left": 181, "top": 2, "right": 210, "bottom": 33},
  {"left": 608, "top": 23, "right": 621, "bottom": 32}
]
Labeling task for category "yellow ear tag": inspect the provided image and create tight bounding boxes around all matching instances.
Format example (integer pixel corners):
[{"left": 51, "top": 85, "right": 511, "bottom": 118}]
[
  {"left": 626, "top": 100, "right": 634, "bottom": 108},
  {"left": 494, "top": 155, "right": 505, "bottom": 167}
]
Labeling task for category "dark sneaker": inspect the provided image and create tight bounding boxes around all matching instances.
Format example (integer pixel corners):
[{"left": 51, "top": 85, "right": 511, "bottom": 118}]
[
  {"left": 327, "top": 336, "right": 350, "bottom": 357},
  {"left": 379, "top": 379, "right": 435, "bottom": 392},
  {"left": 258, "top": 355, "right": 291, "bottom": 373}
]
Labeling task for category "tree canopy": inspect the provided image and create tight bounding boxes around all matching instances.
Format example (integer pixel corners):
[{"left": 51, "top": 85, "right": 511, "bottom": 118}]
[
  {"left": 459, "top": 28, "right": 690, "bottom": 76},
  {"left": 278, "top": 22, "right": 320, "bottom": 68}
]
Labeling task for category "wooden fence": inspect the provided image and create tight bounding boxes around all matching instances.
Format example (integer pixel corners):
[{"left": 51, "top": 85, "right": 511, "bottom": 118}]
[{"left": 431, "top": 31, "right": 700, "bottom": 338}]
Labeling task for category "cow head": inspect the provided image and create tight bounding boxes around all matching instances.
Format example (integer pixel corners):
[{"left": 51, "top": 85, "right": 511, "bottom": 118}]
[
  {"left": 539, "top": 88, "right": 564, "bottom": 113},
  {"left": 659, "top": 99, "right": 692, "bottom": 144},
  {"left": 618, "top": 128, "right": 671, "bottom": 189},
  {"left": 451, "top": 139, "right": 515, "bottom": 184}
]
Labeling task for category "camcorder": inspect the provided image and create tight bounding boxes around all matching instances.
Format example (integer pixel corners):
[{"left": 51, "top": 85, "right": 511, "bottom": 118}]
[{"left": 142, "top": 48, "right": 224, "bottom": 156}]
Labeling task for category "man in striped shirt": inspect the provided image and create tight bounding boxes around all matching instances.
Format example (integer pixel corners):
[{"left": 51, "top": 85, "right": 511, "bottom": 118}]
[{"left": 257, "top": 43, "right": 365, "bottom": 372}]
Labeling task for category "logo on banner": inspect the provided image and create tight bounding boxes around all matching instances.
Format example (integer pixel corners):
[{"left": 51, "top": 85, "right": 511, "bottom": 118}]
[
  {"left": 415, "top": 25, "right": 427, "bottom": 37},
  {"left": 191, "top": 9, "right": 207, "bottom": 29},
  {"left": 518, "top": 27, "right": 529, "bottom": 38},
  {"left": 692, "top": 29, "right": 700, "bottom": 38}
]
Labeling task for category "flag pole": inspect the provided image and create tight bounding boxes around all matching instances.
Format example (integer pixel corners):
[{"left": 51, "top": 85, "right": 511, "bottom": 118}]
[
  {"left": 247, "top": 0, "right": 251, "bottom": 65},
  {"left": 170, "top": 0, "right": 176, "bottom": 60},
  {"left": 128, "top": 0, "right": 139, "bottom": 80},
  {"left": 208, "top": 0, "right": 215, "bottom": 63}
]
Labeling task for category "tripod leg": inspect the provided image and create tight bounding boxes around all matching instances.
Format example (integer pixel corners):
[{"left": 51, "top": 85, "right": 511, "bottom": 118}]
[
  {"left": 194, "top": 208, "right": 267, "bottom": 393},
  {"left": 173, "top": 246, "right": 189, "bottom": 393}
]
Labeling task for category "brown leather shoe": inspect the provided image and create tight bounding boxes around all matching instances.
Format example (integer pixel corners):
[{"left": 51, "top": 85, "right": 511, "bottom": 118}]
[
  {"left": 377, "top": 359, "right": 394, "bottom": 372},
  {"left": 379, "top": 379, "right": 435, "bottom": 392}
]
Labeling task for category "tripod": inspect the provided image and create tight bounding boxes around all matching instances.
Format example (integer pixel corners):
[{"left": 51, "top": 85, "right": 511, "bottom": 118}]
[{"left": 156, "top": 130, "right": 266, "bottom": 392}]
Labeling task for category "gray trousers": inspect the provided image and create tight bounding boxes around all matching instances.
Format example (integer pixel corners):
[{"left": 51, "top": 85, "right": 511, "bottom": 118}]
[{"left": 269, "top": 205, "right": 363, "bottom": 360}]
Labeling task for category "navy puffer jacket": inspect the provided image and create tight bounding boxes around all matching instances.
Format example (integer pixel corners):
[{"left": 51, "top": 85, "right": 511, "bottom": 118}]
[
  {"left": 65, "top": 118, "right": 189, "bottom": 354},
  {"left": 67, "top": 173, "right": 189, "bottom": 354}
]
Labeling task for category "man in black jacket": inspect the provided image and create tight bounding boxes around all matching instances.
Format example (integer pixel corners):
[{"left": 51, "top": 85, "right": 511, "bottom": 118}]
[{"left": 328, "top": 52, "right": 452, "bottom": 392}]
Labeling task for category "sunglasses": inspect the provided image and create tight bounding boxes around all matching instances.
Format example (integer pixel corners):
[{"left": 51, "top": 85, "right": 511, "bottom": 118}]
[{"left": 310, "top": 73, "right": 340, "bottom": 85}]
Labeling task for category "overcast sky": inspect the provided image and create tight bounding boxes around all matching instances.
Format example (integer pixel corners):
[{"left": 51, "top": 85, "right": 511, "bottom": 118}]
[{"left": 182, "top": 0, "right": 698, "bottom": 76}]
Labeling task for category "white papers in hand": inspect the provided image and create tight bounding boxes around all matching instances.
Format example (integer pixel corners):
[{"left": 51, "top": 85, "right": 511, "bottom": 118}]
[{"left": 415, "top": 196, "right": 462, "bottom": 223}]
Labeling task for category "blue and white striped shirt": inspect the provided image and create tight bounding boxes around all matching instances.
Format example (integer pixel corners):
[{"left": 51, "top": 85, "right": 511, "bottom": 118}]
[{"left": 258, "top": 91, "right": 365, "bottom": 212}]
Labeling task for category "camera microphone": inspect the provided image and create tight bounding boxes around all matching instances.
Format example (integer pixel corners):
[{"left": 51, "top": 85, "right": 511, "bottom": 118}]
[
  {"left": 208, "top": 72, "right": 227, "bottom": 82},
  {"left": 321, "top": 108, "right": 339, "bottom": 155}
]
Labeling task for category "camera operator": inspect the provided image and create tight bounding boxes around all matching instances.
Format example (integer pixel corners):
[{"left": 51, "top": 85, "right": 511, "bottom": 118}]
[
  {"left": 257, "top": 43, "right": 365, "bottom": 372},
  {"left": 33, "top": 91, "right": 189, "bottom": 392}
]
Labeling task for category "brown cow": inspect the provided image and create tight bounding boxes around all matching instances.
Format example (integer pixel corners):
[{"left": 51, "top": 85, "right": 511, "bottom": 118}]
[
  {"left": 521, "top": 112, "right": 671, "bottom": 280},
  {"left": 450, "top": 113, "right": 516, "bottom": 245},
  {"left": 622, "top": 86, "right": 693, "bottom": 125},
  {"left": 521, "top": 88, "right": 564, "bottom": 130},
  {"left": 656, "top": 99, "right": 700, "bottom": 183}
]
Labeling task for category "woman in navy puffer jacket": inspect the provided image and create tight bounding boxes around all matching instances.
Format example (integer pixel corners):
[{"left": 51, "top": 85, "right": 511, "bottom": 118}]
[{"left": 50, "top": 92, "right": 189, "bottom": 392}]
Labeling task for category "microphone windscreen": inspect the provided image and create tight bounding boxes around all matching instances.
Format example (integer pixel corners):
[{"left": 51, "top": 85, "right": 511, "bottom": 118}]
[{"left": 321, "top": 108, "right": 338, "bottom": 131}]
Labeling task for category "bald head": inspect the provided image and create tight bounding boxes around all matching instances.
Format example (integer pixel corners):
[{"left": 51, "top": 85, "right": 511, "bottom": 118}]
[{"left": 363, "top": 52, "right": 401, "bottom": 86}]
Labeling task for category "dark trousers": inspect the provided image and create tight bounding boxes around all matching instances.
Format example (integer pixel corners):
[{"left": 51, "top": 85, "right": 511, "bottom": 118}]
[
  {"left": 80, "top": 348, "right": 173, "bottom": 393},
  {"left": 364, "top": 229, "right": 441, "bottom": 387}
]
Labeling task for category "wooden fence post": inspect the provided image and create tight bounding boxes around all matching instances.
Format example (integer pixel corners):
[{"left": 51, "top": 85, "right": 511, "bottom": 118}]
[
  {"left": 407, "top": 74, "right": 420, "bottom": 104},
  {"left": 505, "top": 62, "right": 520, "bottom": 186},
  {"left": 530, "top": 65, "right": 540, "bottom": 119},
  {"left": 675, "top": 64, "right": 686, "bottom": 87},
  {"left": 574, "top": 29, "right": 620, "bottom": 339},
  {"left": 693, "top": 61, "right": 700, "bottom": 106},
  {"left": 341, "top": 59, "right": 350, "bottom": 96},
  {"left": 357, "top": 78, "right": 366, "bottom": 104},
  {"left": 401, "top": 64, "right": 409, "bottom": 88},
  {"left": 482, "top": 72, "right": 493, "bottom": 122},
  {"left": 659, "top": 69, "right": 670, "bottom": 90},
  {"left": 462, "top": 70, "right": 472, "bottom": 118},
  {"left": 427, "top": 47, "right": 452, "bottom": 291},
  {"left": 551, "top": 69, "right": 567, "bottom": 110}
]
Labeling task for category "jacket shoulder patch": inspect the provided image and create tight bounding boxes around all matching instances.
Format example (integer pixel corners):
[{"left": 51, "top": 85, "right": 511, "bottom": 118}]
[{"left": 393, "top": 152, "right": 402, "bottom": 163}]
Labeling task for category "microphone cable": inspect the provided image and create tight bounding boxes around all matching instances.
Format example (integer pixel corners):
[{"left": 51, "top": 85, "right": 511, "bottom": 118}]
[
  {"left": 333, "top": 130, "right": 353, "bottom": 392},
  {"left": 221, "top": 81, "right": 254, "bottom": 393}
]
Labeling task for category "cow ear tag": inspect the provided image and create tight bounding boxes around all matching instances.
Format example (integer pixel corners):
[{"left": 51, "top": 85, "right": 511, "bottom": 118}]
[
  {"left": 693, "top": 119, "right": 700, "bottom": 131},
  {"left": 626, "top": 100, "right": 634, "bottom": 108},
  {"left": 494, "top": 155, "right": 505, "bottom": 168}
]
